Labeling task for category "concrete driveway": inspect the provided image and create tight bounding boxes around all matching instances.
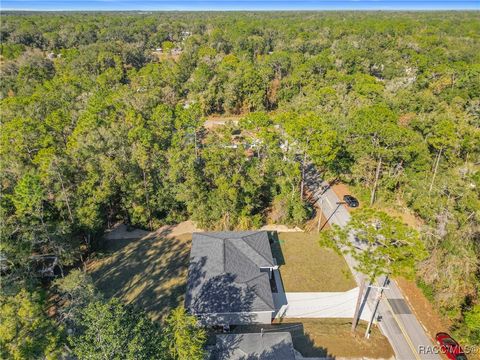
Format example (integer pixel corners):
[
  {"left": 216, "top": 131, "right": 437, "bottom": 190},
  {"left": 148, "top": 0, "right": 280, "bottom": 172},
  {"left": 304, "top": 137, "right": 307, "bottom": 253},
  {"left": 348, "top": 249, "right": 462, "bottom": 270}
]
[
  {"left": 274, "top": 289, "right": 372, "bottom": 320},
  {"left": 272, "top": 269, "right": 371, "bottom": 320}
]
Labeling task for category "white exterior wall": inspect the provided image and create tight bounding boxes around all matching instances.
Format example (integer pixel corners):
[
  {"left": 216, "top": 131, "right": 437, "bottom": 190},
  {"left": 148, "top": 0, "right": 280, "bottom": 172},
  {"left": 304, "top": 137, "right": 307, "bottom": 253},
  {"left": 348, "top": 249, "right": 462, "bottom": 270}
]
[
  {"left": 197, "top": 311, "right": 273, "bottom": 326},
  {"left": 273, "top": 288, "right": 372, "bottom": 320}
]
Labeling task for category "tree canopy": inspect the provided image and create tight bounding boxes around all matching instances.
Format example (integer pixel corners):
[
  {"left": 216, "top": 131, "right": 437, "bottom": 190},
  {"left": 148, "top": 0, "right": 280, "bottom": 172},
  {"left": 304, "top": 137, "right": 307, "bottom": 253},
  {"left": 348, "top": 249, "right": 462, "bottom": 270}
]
[
  {"left": 321, "top": 207, "right": 428, "bottom": 281},
  {"left": 1, "top": 10, "right": 479, "bottom": 351}
]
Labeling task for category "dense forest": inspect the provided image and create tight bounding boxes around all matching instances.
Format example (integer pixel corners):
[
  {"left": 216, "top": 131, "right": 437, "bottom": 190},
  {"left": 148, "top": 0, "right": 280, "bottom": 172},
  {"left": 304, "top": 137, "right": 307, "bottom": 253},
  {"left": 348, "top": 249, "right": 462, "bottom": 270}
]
[{"left": 1, "top": 11, "right": 479, "bottom": 358}]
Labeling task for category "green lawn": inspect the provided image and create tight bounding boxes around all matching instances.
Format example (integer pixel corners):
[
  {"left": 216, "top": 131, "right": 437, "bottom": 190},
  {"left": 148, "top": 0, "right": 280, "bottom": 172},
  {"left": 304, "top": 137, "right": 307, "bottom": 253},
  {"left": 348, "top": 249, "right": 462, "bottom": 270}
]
[
  {"left": 275, "top": 318, "right": 394, "bottom": 359},
  {"left": 232, "top": 318, "right": 393, "bottom": 359},
  {"left": 88, "top": 232, "right": 191, "bottom": 321},
  {"left": 271, "top": 232, "right": 356, "bottom": 292}
]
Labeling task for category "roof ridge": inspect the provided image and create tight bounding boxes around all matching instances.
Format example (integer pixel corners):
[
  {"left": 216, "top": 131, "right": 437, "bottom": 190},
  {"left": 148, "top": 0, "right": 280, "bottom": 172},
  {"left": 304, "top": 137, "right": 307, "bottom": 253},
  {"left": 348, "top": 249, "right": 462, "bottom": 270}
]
[
  {"left": 245, "top": 273, "right": 274, "bottom": 309},
  {"left": 202, "top": 233, "right": 230, "bottom": 240},
  {"left": 245, "top": 272, "right": 265, "bottom": 285},
  {"left": 224, "top": 240, "right": 261, "bottom": 284},
  {"left": 239, "top": 232, "right": 274, "bottom": 266}
]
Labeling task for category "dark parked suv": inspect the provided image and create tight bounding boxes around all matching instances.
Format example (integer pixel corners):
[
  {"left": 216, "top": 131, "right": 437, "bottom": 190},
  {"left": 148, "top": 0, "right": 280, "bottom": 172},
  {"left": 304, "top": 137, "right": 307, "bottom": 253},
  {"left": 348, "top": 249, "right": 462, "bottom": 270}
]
[{"left": 343, "top": 195, "right": 359, "bottom": 208}]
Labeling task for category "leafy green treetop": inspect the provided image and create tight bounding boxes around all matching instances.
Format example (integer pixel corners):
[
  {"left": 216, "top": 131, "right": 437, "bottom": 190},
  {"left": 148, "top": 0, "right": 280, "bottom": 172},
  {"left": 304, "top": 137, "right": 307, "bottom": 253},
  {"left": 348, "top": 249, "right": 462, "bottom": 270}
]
[
  {"left": 277, "top": 111, "right": 340, "bottom": 200},
  {"left": 163, "top": 306, "right": 207, "bottom": 360},
  {"left": 320, "top": 207, "right": 428, "bottom": 333},
  {"left": 321, "top": 207, "right": 428, "bottom": 281},
  {"left": 464, "top": 303, "right": 480, "bottom": 343},
  {"left": 53, "top": 270, "right": 100, "bottom": 328},
  {"left": 0, "top": 289, "right": 63, "bottom": 360},
  {"left": 70, "top": 298, "right": 166, "bottom": 360}
]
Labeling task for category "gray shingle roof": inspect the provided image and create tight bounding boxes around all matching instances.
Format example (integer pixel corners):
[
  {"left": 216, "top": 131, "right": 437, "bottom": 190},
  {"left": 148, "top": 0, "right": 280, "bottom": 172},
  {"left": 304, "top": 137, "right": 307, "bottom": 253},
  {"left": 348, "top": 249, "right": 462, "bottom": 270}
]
[
  {"left": 185, "top": 231, "right": 275, "bottom": 314},
  {"left": 213, "top": 332, "right": 296, "bottom": 360}
]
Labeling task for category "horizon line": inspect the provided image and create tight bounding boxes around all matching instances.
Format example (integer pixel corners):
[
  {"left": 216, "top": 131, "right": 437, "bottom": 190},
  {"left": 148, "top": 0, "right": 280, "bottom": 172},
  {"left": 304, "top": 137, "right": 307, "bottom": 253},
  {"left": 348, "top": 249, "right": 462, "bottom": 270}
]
[{"left": 2, "top": 8, "right": 480, "bottom": 11}]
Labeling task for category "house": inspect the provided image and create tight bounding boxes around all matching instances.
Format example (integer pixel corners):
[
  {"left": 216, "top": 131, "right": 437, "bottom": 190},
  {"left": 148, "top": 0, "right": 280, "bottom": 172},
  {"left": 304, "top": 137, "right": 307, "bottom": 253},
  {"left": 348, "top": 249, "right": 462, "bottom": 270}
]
[
  {"left": 212, "top": 332, "right": 296, "bottom": 360},
  {"left": 185, "top": 231, "right": 278, "bottom": 326},
  {"left": 181, "top": 30, "right": 192, "bottom": 40}
]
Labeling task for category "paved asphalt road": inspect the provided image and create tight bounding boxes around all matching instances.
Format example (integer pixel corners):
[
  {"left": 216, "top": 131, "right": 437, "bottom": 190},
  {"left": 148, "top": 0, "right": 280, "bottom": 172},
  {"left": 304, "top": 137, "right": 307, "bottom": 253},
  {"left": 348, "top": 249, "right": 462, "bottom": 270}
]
[{"left": 305, "top": 166, "right": 440, "bottom": 360}]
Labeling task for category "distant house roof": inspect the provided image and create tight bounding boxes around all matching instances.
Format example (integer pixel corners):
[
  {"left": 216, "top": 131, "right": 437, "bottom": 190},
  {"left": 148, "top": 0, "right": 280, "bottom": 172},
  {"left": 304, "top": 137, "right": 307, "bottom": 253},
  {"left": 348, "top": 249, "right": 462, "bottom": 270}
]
[
  {"left": 185, "top": 231, "right": 275, "bottom": 315},
  {"left": 213, "top": 332, "right": 296, "bottom": 360}
]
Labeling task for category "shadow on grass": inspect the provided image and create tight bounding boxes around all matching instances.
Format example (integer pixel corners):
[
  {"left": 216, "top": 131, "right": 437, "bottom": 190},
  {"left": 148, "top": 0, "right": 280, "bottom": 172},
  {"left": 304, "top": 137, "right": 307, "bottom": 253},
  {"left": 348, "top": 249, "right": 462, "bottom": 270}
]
[
  {"left": 281, "top": 322, "right": 336, "bottom": 358},
  {"left": 89, "top": 227, "right": 191, "bottom": 320}
]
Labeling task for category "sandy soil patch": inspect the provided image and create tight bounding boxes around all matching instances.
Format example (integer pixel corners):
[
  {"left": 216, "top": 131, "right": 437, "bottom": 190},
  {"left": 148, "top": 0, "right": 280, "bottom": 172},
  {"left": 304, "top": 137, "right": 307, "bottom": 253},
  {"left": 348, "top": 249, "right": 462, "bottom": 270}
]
[
  {"left": 105, "top": 220, "right": 200, "bottom": 241},
  {"left": 378, "top": 206, "right": 424, "bottom": 228},
  {"left": 204, "top": 115, "right": 241, "bottom": 129},
  {"left": 104, "top": 224, "right": 150, "bottom": 240},
  {"left": 260, "top": 224, "right": 304, "bottom": 232},
  {"left": 154, "top": 220, "right": 202, "bottom": 238}
]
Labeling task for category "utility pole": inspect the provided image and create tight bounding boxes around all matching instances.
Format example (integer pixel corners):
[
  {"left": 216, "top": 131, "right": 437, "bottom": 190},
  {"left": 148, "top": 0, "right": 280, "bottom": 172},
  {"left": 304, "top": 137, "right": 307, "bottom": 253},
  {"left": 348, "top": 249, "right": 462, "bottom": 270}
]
[
  {"left": 365, "top": 276, "right": 390, "bottom": 338},
  {"left": 319, "top": 200, "right": 346, "bottom": 232}
]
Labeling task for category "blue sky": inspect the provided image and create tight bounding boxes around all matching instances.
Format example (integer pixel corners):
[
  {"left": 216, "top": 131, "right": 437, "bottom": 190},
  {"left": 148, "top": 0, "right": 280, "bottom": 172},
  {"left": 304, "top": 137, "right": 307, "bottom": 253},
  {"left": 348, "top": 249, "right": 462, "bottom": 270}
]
[{"left": 2, "top": 0, "right": 479, "bottom": 11}]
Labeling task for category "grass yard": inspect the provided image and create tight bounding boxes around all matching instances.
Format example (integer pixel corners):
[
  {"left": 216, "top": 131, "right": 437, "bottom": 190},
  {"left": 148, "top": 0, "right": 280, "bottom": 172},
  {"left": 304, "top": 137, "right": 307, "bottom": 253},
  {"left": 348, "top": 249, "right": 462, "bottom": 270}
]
[
  {"left": 87, "top": 228, "right": 355, "bottom": 319},
  {"left": 271, "top": 232, "right": 356, "bottom": 292},
  {"left": 88, "top": 228, "right": 191, "bottom": 321},
  {"left": 276, "top": 318, "right": 394, "bottom": 359}
]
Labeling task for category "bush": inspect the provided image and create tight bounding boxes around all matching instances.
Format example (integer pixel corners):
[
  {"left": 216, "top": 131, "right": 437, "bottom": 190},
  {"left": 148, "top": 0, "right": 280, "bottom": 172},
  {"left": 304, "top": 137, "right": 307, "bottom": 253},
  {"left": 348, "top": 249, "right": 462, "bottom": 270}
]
[
  {"left": 0, "top": 289, "right": 64, "bottom": 360},
  {"left": 70, "top": 298, "right": 165, "bottom": 360}
]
